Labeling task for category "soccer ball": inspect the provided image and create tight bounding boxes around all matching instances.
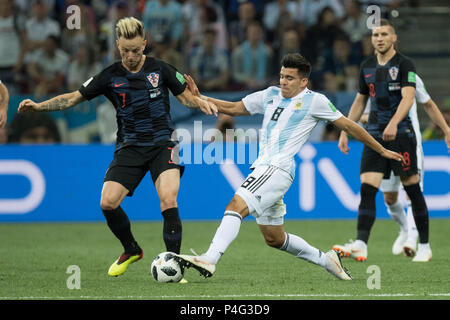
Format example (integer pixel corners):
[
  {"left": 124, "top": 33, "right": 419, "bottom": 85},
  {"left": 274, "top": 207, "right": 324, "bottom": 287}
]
[{"left": 151, "top": 252, "right": 184, "bottom": 283}]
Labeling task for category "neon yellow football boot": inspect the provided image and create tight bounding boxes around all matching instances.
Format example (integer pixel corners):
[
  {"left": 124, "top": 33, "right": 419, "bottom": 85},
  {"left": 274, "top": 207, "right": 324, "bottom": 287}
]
[{"left": 108, "top": 250, "right": 144, "bottom": 276}]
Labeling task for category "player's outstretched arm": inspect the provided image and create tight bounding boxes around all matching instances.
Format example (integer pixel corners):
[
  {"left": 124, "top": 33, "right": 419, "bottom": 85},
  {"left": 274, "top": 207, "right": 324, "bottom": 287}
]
[
  {"left": 18, "top": 90, "right": 86, "bottom": 113},
  {"left": 422, "top": 98, "right": 450, "bottom": 149},
  {"left": 334, "top": 116, "right": 405, "bottom": 164},
  {"left": 176, "top": 85, "right": 218, "bottom": 116},
  {"left": 0, "top": 82, "right": 9, "bottom": 128},
  {"left": 184, "top": 74, "right": 250, "bottom": 117}
]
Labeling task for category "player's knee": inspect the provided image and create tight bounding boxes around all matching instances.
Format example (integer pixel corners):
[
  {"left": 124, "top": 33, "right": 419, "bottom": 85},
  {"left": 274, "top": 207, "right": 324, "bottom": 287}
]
[
  {"left": 263, "top": 234, "right": 284, "bottom": 248},
  {"left": 100, "top": 195, "right": 121, "bottom": 211},
  {"left": 383, "top": 192, "right": 398, "bottom": 206},
  {"left": 160, "top": 197, "right": 178, "bottom": 212},
  {"left": 360, "top": 183, "right": 378, "bottom": 209}
]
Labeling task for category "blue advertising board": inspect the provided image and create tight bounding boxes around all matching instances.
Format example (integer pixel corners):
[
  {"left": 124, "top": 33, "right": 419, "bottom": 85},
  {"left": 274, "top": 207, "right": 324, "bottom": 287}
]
[{"left": 0, "top": 142, "right": 448, "bottom": 222}]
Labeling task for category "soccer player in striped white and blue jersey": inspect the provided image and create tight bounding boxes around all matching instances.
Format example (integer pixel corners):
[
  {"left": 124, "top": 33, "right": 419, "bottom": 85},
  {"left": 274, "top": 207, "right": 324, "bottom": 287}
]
[{"left": 175, "top": 53, "right": 405, "bottom": 280}]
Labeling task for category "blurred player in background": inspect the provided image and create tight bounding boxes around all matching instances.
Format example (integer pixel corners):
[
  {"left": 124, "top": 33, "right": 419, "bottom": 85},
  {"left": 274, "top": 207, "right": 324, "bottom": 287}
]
[
  {"left": 334, "top": 19, "right": 433, "bottom": 262},
  {"left": 360, "top": 74, "right": 450, "bottom": 258},
  {"left": 174, "top": 53, "right": 405, "bottom": 280},
  {"left": 18, "top": 17, "right": 217, "bottom": 278}
]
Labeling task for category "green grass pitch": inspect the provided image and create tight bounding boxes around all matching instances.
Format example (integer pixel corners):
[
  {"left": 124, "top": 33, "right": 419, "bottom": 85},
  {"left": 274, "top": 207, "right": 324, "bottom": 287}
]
[{"left": 0, "top": 219, "right": 449, "bottom": 300}]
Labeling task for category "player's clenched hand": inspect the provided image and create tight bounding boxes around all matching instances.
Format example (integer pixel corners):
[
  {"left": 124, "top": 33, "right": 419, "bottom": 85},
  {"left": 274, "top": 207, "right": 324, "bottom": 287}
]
[
  {"left": 382, "top": 122, "right": 397, "bottom": 141},
  {"left": 338, "top": 131, "right": 350, "bottom": 155},
  {"left": 381, "top": 149, "right": 405, "bottom": 165},
  {"left": 18, "top": 99, "right": 40, "bottom": 112}
]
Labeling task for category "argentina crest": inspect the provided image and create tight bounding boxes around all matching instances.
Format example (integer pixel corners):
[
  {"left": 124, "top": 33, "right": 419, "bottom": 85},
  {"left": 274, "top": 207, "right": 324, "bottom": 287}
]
[{"left": 294, "top": 98, "right": 303, "bottom": 111}]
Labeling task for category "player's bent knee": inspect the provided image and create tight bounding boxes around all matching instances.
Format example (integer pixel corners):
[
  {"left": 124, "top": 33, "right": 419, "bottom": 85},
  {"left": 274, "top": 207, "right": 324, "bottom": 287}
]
[
  {"left": 264, "top": 236, "right": 284, "bottom": 248},
  {"left": 160, "top": 200, "right": 178, "bottom": 212},
  {"left": 225, "top": 195, "right": 249, "bottom": 218},
  {"left": 383, "top": 192, "right": 398, "bottom": 205},
  {"left": 100, "top": 195, "right": 121, "bottom": 211}
]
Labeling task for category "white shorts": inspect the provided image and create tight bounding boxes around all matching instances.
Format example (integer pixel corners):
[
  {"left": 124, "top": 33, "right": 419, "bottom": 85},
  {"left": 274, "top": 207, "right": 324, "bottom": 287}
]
[
  {"left": 235, "top": 165, "right": 292, "bottom": 226},
  {"left": 380, "top": 144, "right": 424, "bottom": 192}
]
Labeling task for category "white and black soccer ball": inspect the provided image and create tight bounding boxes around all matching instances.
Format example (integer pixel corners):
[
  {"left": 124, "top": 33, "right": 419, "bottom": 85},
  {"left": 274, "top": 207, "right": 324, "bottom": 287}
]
[{"left": 151, "top": 252, "right": 184, "bottom": 283}]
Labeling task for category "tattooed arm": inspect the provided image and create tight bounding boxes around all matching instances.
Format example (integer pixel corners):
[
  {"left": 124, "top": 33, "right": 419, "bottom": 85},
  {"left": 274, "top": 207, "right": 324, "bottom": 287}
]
[{"left": 18, "top": 91, "right": 86, "bottom": 113}]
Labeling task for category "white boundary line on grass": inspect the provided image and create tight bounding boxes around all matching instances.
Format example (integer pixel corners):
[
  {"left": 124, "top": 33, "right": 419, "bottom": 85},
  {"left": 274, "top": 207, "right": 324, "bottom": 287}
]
[{"left": 2, "top": 293, "right": 450, "bottom": 299}]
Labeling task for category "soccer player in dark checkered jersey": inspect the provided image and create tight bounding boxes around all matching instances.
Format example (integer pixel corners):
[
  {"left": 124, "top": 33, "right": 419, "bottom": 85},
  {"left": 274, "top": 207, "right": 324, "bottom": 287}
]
[
  {"left": 18, "top": 17, "right": 218, "bottom": 277},
  {"left": 333, "top": 19, "right": 432, "bottom": 262}
]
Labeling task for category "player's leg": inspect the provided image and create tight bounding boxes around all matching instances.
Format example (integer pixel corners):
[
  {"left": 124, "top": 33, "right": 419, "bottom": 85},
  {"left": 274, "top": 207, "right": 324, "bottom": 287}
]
[
  {"left": 101, "top": 181, "right": 144, "bottom": 276},
  {"left": 101, "top": 181, "right": 136, "bottom": 251},
  {"left": 151, "top": 141, "right": 186, "bottom": 255},
  {"left": 174, "top": 194, "right": 248, "bottom": 277},
  {"left": 102, "top": 148, "right": 147, "bottom": 276},
  {"left": 202, "top": 195, "right": 249, "bottom": 264},
  {"left": 404, "top": 193, "right": 419, "bottom": 256},
  {"left": 403, "top": 143, "right": 424, "bottom": 255},
  {"left": 384, "top": 191, "right": 407, "bottom": 232},
  {"left": 381, "top": 172, "right": 408, "bottom": 233},
  {"left": 333, "top": 171, "right": 383, "bottom": 261},
  {"left": 401, "top": 174, "right": 431, "bottom": 261},
  {"left": 380, "top": 173, "right": 408, "bottom": 255},
  {"left": 395, "top": 135, "right": 431, "bottom": 261},
  {"left": 175, "top": 165, "right": 287, "bottom": 277},
  {"left": 259, "top": 223, "right": 351, "bottom": 280},
  {"left": 155, "top": 168, "right": 183, "bottom": 254}
]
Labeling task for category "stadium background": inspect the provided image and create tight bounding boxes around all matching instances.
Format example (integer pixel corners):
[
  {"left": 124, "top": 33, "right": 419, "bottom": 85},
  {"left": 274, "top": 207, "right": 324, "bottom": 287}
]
[{"left": 1, "top": 0, "right": 449, "bottom": 222}]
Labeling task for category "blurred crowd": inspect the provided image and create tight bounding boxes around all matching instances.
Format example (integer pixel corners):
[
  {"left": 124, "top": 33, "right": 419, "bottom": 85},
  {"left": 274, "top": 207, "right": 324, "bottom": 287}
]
[
  {"left": 4, "top": 0, "right": 446, "bottom": 145},
  {"left": 0, "top": 0, "right": 411, "bottom": 97}
]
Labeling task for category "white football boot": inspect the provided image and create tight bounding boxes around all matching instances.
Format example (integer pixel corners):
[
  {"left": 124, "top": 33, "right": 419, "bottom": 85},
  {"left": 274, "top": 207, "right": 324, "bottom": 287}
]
[
  {"left": 324, "top": 250, "right": 353, "bottom": 280},
  {"left": 174, "top": 253, "right": 216, "bottom": 278},
  {"left": 392, "top": 230, "right": 408, "bottom": 255},
  {"left": 412, "top": 243, "right": 432, "bottom": 262},
  {"left": 333, "top": 239, "right": 367, "bottom": 262}
]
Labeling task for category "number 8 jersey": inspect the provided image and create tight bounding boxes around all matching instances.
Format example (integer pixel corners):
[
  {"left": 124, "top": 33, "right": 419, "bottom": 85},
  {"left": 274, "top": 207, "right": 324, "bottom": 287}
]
[{"left": 242, "top": 86, "right": 343, "bottom": 178}]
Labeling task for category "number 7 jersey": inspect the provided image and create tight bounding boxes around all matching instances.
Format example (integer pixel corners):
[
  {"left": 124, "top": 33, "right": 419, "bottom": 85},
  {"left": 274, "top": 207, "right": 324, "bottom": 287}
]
[
  {"left": 78, "top": 57, "right": 186, "bottom": 151},
  {"left": 242, "top": 86, "right": 343, "bottom": 178}
]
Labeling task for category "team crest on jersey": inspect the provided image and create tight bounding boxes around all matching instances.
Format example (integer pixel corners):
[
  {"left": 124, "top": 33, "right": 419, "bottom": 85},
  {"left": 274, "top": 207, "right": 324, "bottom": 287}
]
[
  {"left": 294, "top": 99, "right": 303, "bottom": 110},
  {"left": 389, "top": 66, "right": 399, "bottom": 80},
  {"left": 147, "top": 72, "right": 160, "bottom": 88}
]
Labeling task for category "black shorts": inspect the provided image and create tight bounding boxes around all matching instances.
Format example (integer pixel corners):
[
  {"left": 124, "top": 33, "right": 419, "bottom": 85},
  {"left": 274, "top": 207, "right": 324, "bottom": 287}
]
[
  {"left": 104, "top": 141, "right": 184, "bottom": 196},
  {"left": 360, "top": 134, "right": 417, "bottom": 178}
]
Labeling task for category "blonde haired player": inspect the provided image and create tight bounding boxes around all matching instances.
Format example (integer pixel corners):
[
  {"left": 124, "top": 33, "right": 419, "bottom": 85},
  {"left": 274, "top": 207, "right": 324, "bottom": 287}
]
[{"left": 18, "top": 17, "right": 217, "bottom": 279}]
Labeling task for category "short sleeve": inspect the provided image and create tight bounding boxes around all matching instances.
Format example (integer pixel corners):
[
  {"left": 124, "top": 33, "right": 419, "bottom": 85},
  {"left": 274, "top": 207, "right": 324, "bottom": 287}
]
[
  {"left": 78, "top": 70, "right": 109, "bottom": 101},
  {"left": 415, "top": 75, "right": 431, "bottom": 104},
  {"left": 400, "top": 58, "right": 416, "bottom": 88},
  {"left": 311, "top": 94, "right": 343, "bottom": 122},
  {"left": 161, "top": 61, "right": 187, "bottom": 96},
  {"left": 242, "top": 88, "right": 268, "bottom": 115}
]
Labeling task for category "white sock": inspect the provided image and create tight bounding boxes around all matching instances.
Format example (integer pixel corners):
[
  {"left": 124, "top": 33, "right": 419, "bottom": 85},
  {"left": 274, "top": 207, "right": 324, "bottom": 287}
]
[
  {"left": 386, "top": 200, "right": 408, "bottom": 232},
  {"left": 417, "top": 243, "right": 430, "bottom": 251},
  {"left": 406, "top": 201, "right": 419, "bottom": 242},
  {"left": 280, "top": 233, "right": 327, "bottom": 268},
  {"left": 203, "top": 211, "right": 242, "bottom": 264}
]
